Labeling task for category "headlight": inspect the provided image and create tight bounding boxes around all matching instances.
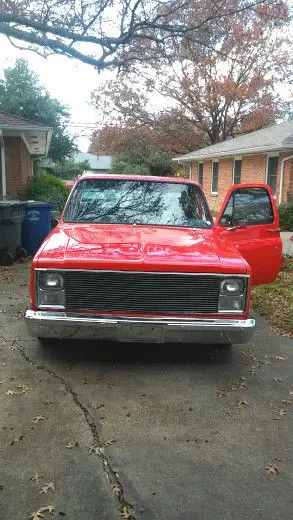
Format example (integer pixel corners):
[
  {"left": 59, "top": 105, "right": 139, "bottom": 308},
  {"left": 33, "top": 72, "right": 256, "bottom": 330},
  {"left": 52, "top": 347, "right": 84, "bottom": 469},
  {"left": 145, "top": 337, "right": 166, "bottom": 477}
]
[
  {"left": 37, "top": 271, "right": 65, "bottom": 308},
  {"left": 218, "top": 277, "right": 247, "bottom": 313},
  {"left": 220, "top": 278, "right": 245, "bottom": 296},
  {"left": 39, "top": 272, "right": 64, "bottom": 289}
]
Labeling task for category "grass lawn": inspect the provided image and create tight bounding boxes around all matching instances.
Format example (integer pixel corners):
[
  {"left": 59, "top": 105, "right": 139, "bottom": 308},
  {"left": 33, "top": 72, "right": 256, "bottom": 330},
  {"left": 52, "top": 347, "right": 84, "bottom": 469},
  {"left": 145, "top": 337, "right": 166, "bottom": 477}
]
[{"left": 252, "top": 256, "right": 293, "bottom": 337}]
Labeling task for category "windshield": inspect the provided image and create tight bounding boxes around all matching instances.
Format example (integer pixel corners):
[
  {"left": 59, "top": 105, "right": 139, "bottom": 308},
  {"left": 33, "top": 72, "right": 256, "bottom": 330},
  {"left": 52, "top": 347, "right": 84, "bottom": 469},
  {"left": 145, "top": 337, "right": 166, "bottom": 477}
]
[{"left": 63, "top": 178, "right": 212, "bottom": 228}]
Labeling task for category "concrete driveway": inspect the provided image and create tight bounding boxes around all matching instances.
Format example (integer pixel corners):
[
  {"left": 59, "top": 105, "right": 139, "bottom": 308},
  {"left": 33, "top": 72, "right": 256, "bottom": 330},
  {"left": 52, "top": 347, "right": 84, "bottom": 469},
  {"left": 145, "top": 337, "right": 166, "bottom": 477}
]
[{"left": 1, "top": 263, "right": 293, "bottom": 520}]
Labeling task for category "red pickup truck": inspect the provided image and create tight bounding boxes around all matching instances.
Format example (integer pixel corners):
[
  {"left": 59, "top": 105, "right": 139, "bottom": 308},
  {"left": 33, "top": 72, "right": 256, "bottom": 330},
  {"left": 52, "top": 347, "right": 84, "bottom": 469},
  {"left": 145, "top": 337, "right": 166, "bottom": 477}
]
[{"left": 25, "top": 174, "right": 282, "bottom": 345}]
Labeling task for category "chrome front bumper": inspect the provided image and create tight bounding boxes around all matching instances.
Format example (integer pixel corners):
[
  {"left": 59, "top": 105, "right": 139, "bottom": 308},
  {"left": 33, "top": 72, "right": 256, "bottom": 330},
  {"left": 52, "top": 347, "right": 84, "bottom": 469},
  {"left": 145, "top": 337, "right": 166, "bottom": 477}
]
[{"left": 25, "top": 311, "right": 255, "bottom": 344}]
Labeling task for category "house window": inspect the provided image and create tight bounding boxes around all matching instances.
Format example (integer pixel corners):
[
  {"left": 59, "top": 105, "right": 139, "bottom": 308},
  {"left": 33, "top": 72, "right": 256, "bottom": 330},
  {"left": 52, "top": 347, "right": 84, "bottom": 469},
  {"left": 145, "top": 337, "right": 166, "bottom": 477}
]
[
  {"left": 211, "top": 161, "right": 219, "bottom": 194},
  {"left": 267, "top": 156, "right": 278, "bottom": 194},
  {"left": 198, "top": 162, "right": 203, "bottom": 185},
  {"left": 233, "top": 159, "right": 242, "bottom": 184}
]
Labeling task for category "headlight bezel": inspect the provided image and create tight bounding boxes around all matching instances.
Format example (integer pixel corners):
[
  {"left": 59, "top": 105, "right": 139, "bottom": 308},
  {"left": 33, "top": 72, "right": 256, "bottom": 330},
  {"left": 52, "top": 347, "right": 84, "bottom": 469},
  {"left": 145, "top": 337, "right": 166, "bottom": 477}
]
[
  {"left": 218, "top": 276, "right": 248, "bottom": 314},
  {"left": 36, "top": 270, "right": 65, "bottom": 309}
]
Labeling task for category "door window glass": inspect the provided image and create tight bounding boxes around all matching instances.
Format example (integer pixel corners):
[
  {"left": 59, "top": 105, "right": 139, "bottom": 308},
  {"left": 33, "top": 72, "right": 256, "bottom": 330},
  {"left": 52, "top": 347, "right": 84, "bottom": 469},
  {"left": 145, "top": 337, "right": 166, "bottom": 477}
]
[{"left": 220, "top": 187, "right": 274, "bottom": 226}]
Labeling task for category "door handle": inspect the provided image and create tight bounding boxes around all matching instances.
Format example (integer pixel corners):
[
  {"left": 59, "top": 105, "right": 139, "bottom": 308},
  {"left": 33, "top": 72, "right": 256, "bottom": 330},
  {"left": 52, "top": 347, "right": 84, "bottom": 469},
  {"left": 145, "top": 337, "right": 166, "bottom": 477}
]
[{"left": 268, "top": 228, "right": 281, "bottom": 232}]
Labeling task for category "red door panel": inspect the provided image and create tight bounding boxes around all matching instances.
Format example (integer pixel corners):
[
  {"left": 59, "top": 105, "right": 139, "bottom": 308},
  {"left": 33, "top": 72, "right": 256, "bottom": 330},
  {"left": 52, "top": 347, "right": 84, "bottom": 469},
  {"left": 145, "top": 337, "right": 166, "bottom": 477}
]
[{"left": 215, "top": 184, "right": 282, "bottom": 285}]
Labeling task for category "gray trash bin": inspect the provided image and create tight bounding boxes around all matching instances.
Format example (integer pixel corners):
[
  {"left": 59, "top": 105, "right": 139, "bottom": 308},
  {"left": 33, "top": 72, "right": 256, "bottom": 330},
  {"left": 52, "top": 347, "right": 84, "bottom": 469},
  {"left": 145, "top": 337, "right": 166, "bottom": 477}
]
[{"left": 0, "top": 201, "right": 27, "bottom": 265}]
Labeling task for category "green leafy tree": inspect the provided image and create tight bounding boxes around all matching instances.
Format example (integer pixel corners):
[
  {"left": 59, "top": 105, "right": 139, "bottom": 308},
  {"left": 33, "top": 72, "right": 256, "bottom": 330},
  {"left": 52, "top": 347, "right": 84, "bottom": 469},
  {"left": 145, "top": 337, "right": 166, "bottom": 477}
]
[
  {"left": 111, "top": 148, "right": 177, "bottom": 177},
  {"left": 52, "top": 158, "right": 90, "bottom": 179},
  {"left": 0, "top": 59, "right": 75, "bottom": 161}
]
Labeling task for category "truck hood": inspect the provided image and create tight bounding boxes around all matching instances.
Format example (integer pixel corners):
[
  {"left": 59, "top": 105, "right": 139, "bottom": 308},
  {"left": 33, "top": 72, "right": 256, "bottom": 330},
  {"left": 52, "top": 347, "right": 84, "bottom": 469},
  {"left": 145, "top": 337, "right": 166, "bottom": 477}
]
[{"left": 36, "top": 223, "right": 247, "bottom": 273}]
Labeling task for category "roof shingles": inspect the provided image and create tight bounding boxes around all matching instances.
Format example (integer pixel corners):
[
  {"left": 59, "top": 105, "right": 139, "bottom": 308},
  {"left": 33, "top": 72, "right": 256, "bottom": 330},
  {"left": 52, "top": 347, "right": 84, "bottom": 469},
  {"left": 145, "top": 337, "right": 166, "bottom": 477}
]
[
  {"left": 175, "top": 120, "right": 293, "bottom": 161},
  {"left": 0, "top": 112, "right": 51, "bottom": 130}
]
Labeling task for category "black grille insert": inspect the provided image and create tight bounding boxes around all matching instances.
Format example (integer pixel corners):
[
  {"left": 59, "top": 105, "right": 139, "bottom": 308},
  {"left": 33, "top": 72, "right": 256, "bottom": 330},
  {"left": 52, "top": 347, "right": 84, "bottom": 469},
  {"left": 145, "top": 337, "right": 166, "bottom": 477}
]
[{"left": 64, "top": 271, "right": 220, "bottom": 315}]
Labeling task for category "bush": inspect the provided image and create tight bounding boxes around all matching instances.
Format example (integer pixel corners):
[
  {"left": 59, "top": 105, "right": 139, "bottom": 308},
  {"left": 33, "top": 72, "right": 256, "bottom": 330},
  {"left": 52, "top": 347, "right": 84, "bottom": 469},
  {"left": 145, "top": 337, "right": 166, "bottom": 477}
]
[
  {"left": 22, "top": 173, "right": 70, "bottom": 212},
  {"left": 279, "top": 202, "right": 293, "bottom": 231},
  {"left": 111, "top": 148, "right": 177, "bottom": 177}
]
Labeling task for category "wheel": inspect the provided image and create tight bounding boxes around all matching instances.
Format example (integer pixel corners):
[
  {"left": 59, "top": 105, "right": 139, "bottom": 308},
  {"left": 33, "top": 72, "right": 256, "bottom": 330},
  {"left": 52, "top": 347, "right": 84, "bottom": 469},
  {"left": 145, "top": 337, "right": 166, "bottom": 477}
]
[
  {"left": 0, "top": 251, "right": 14, "bottom": 266},
  {"left": 15, "top": 247, "right": 28, "bottom": 263}
]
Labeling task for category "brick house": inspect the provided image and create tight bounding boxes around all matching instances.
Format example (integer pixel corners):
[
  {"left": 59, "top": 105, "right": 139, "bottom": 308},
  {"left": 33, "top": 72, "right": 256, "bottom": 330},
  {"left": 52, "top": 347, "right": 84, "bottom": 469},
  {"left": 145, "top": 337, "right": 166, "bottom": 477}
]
[
  {"left": 0, "top": 112, "right": 52, "bottom": 198},
  {"left": 174, "top": 120, "right": 293, "bottom": 211}
]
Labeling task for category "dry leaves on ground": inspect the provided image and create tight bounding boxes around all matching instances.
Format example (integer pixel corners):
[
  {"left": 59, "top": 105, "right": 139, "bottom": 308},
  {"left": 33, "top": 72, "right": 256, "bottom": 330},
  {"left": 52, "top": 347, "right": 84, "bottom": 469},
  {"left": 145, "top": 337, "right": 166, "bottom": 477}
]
[
  {"left": 30, "top": 474, "right": 42, "bottom": 482},
  {"left": 33, "top": 415, "right": 45, "bottom": 424},
  {"left": 66, "top": 442, "right": 79, "bottom": 449},
  {"left": 216, "top": 388, "right": 229, "bottom": 398},
  {"left": 89, "top": 445, "right": 104, "bottom": 456},
  {"left": 5, "top": 389, "right": 18, "bottom": 396},
  {"left": 275, "top": 409, "right": 287, "bottom": 418},
  {"left": 112, "top": 483, "right": 122, "bottom": 498},
  {"left": 29, "top": 505, "right": 55, "bottom": 519},
  {"left": 6, "top": 385, "right": 32, "bottom": 396},
  {"left": 9, "top": 435, "right": 24, "bottom": 446},
  {"left": 266, "top": 461, "right": 281, "bottom": 476},
  {"left": 119, "top": 505, "right": 133, "bottom": 519},
  {"left": 237, "top": 400, "right": 249, "bottom": 408},
  {"left": 39, "top": 482, "right": 55, "bottom": 494},
  {"left": 104, "top": 439, "right": 117, "bottom": 446}
]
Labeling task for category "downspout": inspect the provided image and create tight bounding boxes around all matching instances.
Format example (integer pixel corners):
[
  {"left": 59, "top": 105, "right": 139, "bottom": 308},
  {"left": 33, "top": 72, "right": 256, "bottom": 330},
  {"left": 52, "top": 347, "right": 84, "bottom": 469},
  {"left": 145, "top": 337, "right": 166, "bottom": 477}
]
[
  {"left": 0, "top": 130, "right": 7, "bottom": 199},
  {"left": 279, "top": 154, "right": 293, "bottom": 205}
]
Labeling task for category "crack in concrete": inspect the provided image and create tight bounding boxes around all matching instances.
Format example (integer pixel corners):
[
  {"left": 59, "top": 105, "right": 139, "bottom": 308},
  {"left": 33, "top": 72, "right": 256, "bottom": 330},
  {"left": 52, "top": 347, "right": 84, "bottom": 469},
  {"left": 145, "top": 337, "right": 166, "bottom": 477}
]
[{"left": 2, "top": 335, "right": 136, "bottom": 519}]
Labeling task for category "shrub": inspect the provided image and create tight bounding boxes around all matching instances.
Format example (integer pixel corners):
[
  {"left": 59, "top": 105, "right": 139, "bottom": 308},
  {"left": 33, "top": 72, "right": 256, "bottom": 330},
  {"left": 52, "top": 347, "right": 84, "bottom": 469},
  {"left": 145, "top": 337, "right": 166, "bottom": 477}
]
[
  {"left": 22, "top": 173, "right": 70, "bottom": 212},
  {"left": 279, "top": 202, "right": 293, "bottom": 231},
  {"left": 111, "top": 148, "right": 177, "bottom": 177}
]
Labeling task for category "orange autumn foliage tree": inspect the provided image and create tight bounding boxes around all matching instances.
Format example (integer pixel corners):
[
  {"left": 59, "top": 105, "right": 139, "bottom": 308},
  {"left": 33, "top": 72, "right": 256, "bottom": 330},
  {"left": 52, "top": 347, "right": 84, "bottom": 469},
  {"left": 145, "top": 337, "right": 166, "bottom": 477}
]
[{"left": 90, "top": 2, "right": 291, "bottom": 155}]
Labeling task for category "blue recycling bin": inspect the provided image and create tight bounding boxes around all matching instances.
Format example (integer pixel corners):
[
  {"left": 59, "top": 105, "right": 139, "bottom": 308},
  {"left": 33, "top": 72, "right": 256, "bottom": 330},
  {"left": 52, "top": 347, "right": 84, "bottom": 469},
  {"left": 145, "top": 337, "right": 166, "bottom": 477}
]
[{"left": 22, "top": 201, "right": 56, "bottom": 255}]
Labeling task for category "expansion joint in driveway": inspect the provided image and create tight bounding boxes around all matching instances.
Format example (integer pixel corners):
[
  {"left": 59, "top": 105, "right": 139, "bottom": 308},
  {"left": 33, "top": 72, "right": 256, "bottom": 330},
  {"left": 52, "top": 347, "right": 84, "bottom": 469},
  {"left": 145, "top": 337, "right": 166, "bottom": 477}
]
[{"left": 7, "top": 338, "right": 136, "bottom": 520}]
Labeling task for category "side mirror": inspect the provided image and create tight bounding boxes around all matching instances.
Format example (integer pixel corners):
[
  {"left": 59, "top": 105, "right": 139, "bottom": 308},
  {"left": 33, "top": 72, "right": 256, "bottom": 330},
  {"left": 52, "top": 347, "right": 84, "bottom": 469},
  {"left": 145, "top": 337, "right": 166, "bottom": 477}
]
[{"left": 51, "top": 216, "right": 59, "bottom": 229}]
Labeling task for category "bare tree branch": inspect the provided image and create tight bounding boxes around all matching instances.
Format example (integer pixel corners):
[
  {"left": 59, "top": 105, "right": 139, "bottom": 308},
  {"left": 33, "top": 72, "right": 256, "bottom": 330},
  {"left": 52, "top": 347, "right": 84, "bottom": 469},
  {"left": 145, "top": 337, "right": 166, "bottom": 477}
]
[{"left": 0, "top": 0, "right": 288, "bottom": 69}]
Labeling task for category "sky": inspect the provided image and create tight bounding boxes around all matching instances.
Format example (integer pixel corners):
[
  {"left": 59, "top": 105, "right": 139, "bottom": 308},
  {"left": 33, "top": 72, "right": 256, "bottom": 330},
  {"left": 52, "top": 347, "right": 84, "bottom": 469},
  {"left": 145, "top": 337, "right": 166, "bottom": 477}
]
[{"left": 0, "top": 35, "right": 113, "bottom": 152}]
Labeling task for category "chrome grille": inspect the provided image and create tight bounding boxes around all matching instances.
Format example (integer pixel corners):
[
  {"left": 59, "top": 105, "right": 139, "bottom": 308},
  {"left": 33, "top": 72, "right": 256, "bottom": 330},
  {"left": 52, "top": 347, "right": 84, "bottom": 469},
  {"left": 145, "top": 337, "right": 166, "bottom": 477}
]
[{"left": 64, "top": 271, "right": 220, "bottom": 315}]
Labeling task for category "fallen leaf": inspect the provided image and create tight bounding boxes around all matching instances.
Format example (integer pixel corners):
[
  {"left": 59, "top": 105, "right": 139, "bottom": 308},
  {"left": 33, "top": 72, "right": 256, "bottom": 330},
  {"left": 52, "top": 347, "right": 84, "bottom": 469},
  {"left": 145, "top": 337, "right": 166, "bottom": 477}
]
[
  {"left": 112, "top": 483, "right": 122, "bottom": 498},
  {"left": 216, "top": 388, "right": 228, "bottom": 398},
  {"left": 9, "top": 435, "right": 24, "bottom": 446},
  {"left": 30, "top": 474, "right": 42, "bottom": 482},
  {"left": 276, "top": 409, "right": 287, "bottom": 417},
  {"left": 119, "top": 505, "right": 132, "bottom": 519},
  {"left": 89, "top": 445, "right": 104, "bottom": 456},
  {"left": 16, "top": 384, "right": 32, "bottom": 394},
  {"left": 266, "top": 462, "right": 279, "bottom": 475},
  {"left": 29, "top": 510, "right": 45, "bottom": 520},
  {"left": 5, "top": 389, "right": 18, "bottom": 396},
  {"left": 39, "top": 505, "right": 55, "bottom": 514},
  {"left": 33, "top": 415, "right": 45, "bottom": 424},
  {"left": 273, "top": 377, "right": 282, "bottom": 382},
  {"left": 40, "top": 482, "right": 55, "bottom": 494},
  {"left": 237, "top": 400, "right": 249, "bottom": 407},
  {"left": 105, "top": 439, "right": 117, "bottom": 446},
  {"left": 66, "top": 441, "right": 78, "bottom": 449}
]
